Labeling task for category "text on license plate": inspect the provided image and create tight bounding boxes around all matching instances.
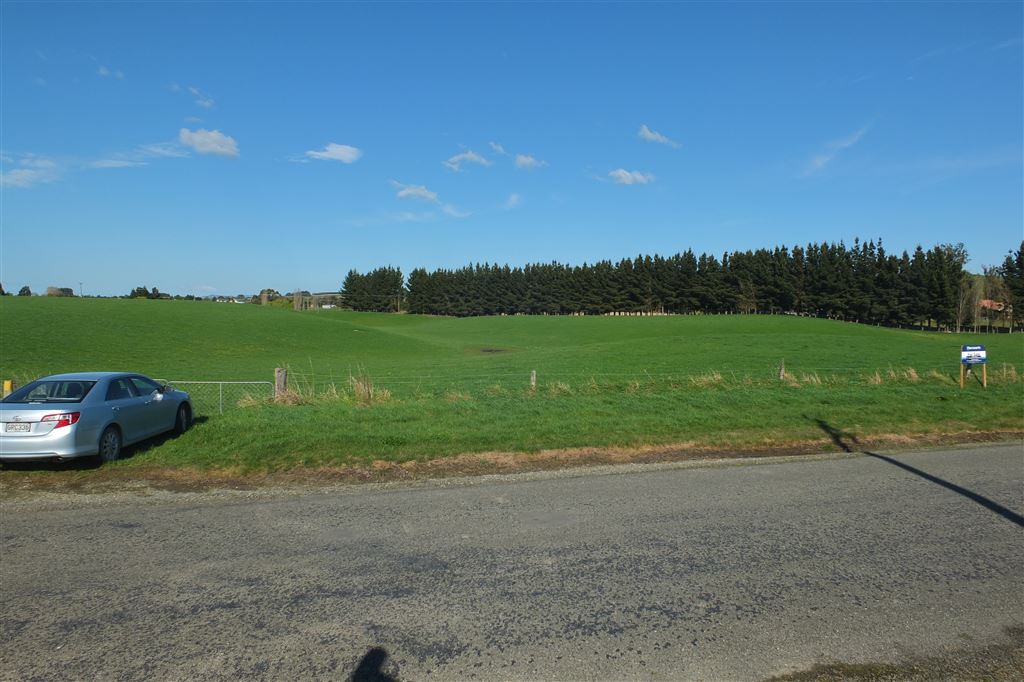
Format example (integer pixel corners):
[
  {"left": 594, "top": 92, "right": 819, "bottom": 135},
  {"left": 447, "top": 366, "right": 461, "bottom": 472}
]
[{"left": 5, "top": 423, "right": 31, "bottom": 432}]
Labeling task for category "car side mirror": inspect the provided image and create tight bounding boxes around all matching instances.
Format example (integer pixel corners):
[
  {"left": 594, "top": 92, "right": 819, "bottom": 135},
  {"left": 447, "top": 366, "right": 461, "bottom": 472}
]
[{"left": 158, "top": 385, "right": 167, "bottom": 394}]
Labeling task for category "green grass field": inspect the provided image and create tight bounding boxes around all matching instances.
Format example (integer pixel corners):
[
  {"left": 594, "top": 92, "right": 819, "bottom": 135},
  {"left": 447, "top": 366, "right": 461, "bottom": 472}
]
[{"left": 1, "top": 297, "right": 1021, "bottom": 473}]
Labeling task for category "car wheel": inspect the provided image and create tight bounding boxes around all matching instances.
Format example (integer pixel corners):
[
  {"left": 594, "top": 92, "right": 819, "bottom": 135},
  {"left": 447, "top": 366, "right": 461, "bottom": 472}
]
[
  {"left": 99, "top": 426, "right": 122, "bottom": 463},
  {"left": 175, "top": 404, "right": 192, "bottom": 435}
]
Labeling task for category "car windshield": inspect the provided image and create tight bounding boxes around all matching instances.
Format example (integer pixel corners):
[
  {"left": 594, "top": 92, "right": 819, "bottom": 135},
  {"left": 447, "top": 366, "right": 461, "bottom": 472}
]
[{"left": 2, "top": 380, "right": 97, "bottom": 404}]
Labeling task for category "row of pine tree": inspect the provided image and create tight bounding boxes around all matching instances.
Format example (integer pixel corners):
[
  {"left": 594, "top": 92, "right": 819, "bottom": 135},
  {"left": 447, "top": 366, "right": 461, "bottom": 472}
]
[{"left": 341, "top": 239, "right": 1024, "bottom": 329}]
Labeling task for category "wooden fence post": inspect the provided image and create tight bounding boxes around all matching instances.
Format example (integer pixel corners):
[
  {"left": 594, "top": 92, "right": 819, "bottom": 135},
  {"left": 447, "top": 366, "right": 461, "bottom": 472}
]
[
  {"left": 275, "top": 368, "right": 288, "bottom": 399},
  {"left": 530, "top": 370, "right": 537, "bottom": 392}
]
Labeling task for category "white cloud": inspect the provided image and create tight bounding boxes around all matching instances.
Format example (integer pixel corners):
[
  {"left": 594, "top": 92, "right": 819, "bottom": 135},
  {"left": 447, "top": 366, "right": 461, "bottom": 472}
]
[
  {"left": 515, "top": 154, "right": 547, "bottom": 170},
  {"left": 443, "top": 149, "right": 492, "bottom": 171},
  {"left": 638, "top": 124, "right": 680, "bottom": 148},
  {"left": 503, "top": 193, "right": 522, "bottom": 210},
  {"left": 0, "top": 156, "right": 61, "bottom": 188},
  {"left": 389, "top": 180, "right": 468, "bottom": 217},
  {"left": 390, "top": 180, "right": 438, "bottom": 202},
  {"left": 489, "top": 141, "right": 507, "bottom": 155},
  {"left": 608, "top": 168, "right": 655, "bottom": 185},
  {"left": 169, "top": 82, "right": 182, "bottom": 93},
  {"left": 90, "top": 159, "right": 148, "bottom": 169},
  {"left": 803, "top": 126, "right": 868, "bottom": 176},
  {"left": 178, "top": 128, "right": 239, "bottom": 157},
  {"left": 188, "top": 86, "right": 215, "bottom": 108},
  {"left": 305, "top": 143, "right": 362, "bottom": 163},
  {"left": 97, "top": 65, "right": 111, "bottom": 77},
  {"left": 441, "top": 204, "right": 471, "bottom": 218},
  {"left": 115, "top": 70, "right": 124, "bottom": 80}
]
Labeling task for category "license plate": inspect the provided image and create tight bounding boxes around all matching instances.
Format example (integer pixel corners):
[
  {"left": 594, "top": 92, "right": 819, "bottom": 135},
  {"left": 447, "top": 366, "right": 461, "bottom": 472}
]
[{"left": 5, "top": 423, "right": 30, "bottom": 432}]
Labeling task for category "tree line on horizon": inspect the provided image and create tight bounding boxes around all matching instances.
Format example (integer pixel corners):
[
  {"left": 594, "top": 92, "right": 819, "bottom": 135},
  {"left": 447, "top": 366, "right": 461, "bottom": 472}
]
[{"left": 340, "top": 240, "right": 1024, "bottom": 331}]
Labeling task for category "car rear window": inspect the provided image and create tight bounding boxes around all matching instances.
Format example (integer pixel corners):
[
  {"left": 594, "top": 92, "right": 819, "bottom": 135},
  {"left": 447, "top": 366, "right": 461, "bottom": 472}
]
[{"left": 2, "top": 380, "right": 97, "bottom": 404}]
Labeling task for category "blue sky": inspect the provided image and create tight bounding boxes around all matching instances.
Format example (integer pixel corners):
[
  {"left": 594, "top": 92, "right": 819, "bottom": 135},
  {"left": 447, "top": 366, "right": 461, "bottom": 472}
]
[{"left": 2, "top": 1, "right": 1021, "bottom": 297}]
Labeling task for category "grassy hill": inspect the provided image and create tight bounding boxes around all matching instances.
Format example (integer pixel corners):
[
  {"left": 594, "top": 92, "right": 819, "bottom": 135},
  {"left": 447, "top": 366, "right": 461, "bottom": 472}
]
[{"left": 1, "top": 297, "right": 1021, "bottom": 472}]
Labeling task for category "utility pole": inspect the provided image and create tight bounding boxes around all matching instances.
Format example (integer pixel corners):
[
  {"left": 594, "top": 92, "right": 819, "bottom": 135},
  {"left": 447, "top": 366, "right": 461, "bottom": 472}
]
[{"left": 79, "top": 282, "right": 83, "bottom": 298}]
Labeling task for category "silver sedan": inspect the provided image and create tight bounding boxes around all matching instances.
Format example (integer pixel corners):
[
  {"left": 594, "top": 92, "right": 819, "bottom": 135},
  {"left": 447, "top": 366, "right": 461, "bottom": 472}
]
[{"left": 0, "top": 372, "right": 192, "bottom": 463}]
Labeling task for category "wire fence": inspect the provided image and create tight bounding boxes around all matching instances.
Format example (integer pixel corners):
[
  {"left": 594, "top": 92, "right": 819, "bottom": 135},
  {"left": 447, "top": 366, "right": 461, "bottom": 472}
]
[
  {"left": 153, "top": 360, "right": 1020, "bottom": 415},
  {"left": 163, "top": 381, "right": 274, "bottom": 416},
  {"left": 280, "top": 362, "right": 1022, "bottom": 394}
]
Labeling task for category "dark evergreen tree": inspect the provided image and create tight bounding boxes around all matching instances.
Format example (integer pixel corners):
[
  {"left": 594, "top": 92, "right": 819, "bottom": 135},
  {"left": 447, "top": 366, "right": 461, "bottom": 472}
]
[{"left": 1000, "top": 241, "right": 1024, "bottom": 331}]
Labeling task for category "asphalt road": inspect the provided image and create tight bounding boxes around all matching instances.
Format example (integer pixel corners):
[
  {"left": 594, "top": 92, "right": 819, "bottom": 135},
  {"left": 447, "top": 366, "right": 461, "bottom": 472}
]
[{"left": 1, "top": 444, "right": 1022, "bottom": 681}]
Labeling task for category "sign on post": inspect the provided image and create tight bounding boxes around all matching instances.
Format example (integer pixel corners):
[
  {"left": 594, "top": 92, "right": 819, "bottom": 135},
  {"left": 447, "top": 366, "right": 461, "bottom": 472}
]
[{"left": 960, "top": 345, "right": 987, "bottom": 388}]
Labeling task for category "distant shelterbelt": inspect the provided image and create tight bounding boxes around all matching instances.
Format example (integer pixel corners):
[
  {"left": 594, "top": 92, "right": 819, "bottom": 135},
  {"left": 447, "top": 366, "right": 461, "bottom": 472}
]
[{"left": 341, "top": 239, "right": 1023, "bottom": 332}]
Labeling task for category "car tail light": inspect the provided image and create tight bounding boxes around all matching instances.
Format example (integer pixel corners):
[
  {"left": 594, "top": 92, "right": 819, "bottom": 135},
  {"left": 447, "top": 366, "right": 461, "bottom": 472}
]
[{"left": 41, "top": 412, "right": 81, "bottom": 429}]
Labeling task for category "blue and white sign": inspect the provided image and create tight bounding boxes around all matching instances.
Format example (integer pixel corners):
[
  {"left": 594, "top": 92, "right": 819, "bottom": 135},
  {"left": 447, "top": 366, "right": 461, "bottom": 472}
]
[{"left": 961, "top": 345, "right": 987, "bottom": 365}]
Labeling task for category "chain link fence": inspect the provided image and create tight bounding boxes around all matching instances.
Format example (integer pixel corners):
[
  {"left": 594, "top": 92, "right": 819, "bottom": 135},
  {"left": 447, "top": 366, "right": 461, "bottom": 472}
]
[{"left": 163, "top": 381, "right": 275, "bottom": 416}]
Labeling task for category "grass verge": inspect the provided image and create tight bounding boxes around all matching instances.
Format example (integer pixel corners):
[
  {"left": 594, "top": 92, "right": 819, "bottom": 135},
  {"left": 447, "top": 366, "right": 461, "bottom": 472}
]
[{"left": 2, "top": 377, "right": 1021, "bottom": 491}]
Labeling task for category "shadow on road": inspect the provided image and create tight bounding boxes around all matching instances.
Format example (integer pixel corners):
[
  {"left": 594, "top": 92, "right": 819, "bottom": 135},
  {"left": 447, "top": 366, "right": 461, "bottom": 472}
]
[
  {"left": 349, "top": 647, "right": 398, "bottom": 682},
  {"left": 809, "top": 417, "right": 1024, "bottom": 529}
]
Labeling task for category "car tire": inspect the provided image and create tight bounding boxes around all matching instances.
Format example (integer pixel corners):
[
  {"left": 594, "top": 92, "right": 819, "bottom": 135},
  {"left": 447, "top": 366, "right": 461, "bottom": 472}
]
[
  {"left": 175, "top": 404, "right": 192, "bottom": 435},
  {"left": 99, "top": 426, "right": 122, "bottom": 463}
]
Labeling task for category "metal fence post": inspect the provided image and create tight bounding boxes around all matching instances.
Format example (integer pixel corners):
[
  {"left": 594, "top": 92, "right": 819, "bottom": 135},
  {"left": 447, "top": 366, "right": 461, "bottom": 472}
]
[{"left": 219, "top": 383, "right": 224, "bottom": 414}]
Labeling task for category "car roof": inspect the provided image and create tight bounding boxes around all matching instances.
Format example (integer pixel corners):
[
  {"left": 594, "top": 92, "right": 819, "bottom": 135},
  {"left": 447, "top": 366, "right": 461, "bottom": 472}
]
[{"left": 38, "top": 372, "right": 138, "bottom": 381}]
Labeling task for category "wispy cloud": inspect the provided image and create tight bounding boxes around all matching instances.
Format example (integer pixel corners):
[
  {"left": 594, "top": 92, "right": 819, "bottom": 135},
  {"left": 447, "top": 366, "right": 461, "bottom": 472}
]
[
  {"left": 441, "top": 204, "right": 471, "bottom": 218},
  {"left": 443, "top": 149, "right": 491, "bottom": 171},
  {"left": 304, "top": 143, "right": 362, "bottom": 163},
  {"left": 608, "top": 168, "right": 655, "bottom": 185},
  {"left": 179, "top": 128, "right": 239, "bottom": 157},
  {"left": 803, "top": 126, "right": 868, "bottom": 176},
  {"left": 344, "top": 211, "right": 438, "bottom": 228},
  {"left": 0, "top": 156, "right": 62, "bottom": 188},
  {"left": 188, "top": 86, "right": 215, "bottom": 108},
  {"left": 390, "top": 180, "right": 438, "bottom": 202},
  {"left": 389, "top": 180, "right": 470, "bottom": 218},
  {"left": 884, "top": 147, "right": 1023, "bottom": 192},
  {"left": 2, "top": 141, "right": 191, "bottom": 187},
  {"left": 638, "top": 124, "right": 680, "bottom": 148},
  {"left": 911, "top": 41, "right": 978, "bottom": 65},
  {"left": 489, "top": 142, "right": 508, "bottom": 156},
  {"left": 138, "top": 142, "right": 188, "bottom": 158},
  {"left": 87, "top": 141, "right": 188, "bottom": 170},
  {"left": 90, "top": 159, "right": 148, "bottom": 169},
  {"left": 503, "top": 193, "right": 522, "bottom": 210},
  {"left": 97, "top": 66, "right": 124, "bottom": 79},
  {"left": 991, "top": 36, "right": 1023, "bottom": 51},
  {"left": 515, "top": 154, "right": 547, "bottom": 170}
]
